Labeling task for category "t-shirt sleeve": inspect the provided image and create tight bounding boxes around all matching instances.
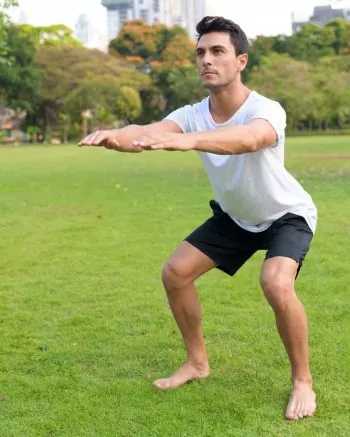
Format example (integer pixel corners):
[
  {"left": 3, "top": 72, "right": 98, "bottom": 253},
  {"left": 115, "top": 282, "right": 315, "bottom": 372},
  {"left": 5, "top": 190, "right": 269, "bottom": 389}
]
[
  {"left": 163, "top": 105, "right": 193, "bottom": 133},
  {"left": 248, "top": 101, "right": 287, "bottom": 146}
]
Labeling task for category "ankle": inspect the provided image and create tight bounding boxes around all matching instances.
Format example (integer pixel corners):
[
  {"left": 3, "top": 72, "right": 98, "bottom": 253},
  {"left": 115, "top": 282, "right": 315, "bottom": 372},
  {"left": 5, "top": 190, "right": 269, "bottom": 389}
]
[
  {"left": 292, "top": 376, "right": 313, "bottom": 387},
  {"left": 187, "top": 357, "right": 209, "bottom": 370}
]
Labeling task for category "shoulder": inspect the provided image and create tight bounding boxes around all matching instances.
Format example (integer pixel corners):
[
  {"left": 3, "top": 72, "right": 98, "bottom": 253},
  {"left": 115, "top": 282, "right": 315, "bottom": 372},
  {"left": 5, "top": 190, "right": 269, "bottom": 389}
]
[
  {"left": 248, "top": 91, "right": 286, "bottom": 118},
  {"left": 245, "top": 92, "right": 287, "bottom": 136},
  {"left": 165, "top": 97, "right": 209, "bottom": 122},
  {"left": 178, "top": 97, "right": 209, "bottom": 117},
  {"left": 164, "top": 97, "right": 209, "bottom": 133}
]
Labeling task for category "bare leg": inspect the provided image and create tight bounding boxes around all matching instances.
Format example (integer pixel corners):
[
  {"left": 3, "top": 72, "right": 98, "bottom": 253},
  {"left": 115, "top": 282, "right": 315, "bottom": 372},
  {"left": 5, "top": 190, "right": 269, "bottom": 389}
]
[
  {"left": 260, "top": 257, "right": 316, "bottom": 420},
  {"left": 153, "top": 242, "right": 216, "bottom": 390}
]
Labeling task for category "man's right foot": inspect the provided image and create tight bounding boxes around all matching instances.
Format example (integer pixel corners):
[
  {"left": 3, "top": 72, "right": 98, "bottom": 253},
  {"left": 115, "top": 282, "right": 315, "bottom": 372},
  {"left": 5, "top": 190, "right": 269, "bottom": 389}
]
[
  {"left": 153, "top": 361, "right": 210, "bottom": 390},
  {"left": 285, "top": 380, "right": 316, "bottom": 420}
]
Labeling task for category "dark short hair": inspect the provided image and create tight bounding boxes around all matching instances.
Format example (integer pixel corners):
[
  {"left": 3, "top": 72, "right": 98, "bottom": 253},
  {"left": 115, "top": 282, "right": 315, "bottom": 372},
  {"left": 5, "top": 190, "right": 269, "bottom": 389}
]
[{"left": 196, "top": 16, "right": 250, "bottom": 55}]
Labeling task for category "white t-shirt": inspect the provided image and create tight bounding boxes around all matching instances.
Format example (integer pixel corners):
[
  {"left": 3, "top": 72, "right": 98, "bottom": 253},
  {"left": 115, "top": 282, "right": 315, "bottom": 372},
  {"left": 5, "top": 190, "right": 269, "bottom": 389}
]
[{"left": 165, "top": 91, "right": 317, "bottom": 234}]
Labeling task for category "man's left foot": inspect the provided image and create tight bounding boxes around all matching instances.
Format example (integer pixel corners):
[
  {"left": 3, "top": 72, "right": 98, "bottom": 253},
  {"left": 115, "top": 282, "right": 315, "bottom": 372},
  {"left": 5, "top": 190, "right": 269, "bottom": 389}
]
[{"left": 285, "top": 381, "right": 316, "bottom": 420}]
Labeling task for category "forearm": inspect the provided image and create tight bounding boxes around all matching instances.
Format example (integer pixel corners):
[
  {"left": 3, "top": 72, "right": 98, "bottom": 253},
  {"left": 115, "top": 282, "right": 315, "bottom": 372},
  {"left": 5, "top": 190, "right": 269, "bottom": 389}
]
[
  {"left": 100, "top": 124, "right": 154, "bottom": 151},
  {"left": 117, "top": 124, "right": 151, "bottom": 135},
  {"left": 117, "top": 121, "right": 181, "bottom": 141},
  {"left": 193, "top": 125, "right": 259, "bottom": 155}
]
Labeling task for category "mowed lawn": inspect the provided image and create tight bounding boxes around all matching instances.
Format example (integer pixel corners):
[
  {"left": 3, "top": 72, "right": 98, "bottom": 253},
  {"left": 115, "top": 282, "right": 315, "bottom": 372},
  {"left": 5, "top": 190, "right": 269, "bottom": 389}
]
[{"left": 0, "top": 136, "right": 349, "bottom": 437}]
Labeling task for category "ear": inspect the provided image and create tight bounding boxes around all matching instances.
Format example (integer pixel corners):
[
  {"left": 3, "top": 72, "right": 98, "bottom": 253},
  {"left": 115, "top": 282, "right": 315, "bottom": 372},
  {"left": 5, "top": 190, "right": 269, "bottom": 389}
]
[{"left": 237, "top": 54, "right": 248, "bottom": 72}]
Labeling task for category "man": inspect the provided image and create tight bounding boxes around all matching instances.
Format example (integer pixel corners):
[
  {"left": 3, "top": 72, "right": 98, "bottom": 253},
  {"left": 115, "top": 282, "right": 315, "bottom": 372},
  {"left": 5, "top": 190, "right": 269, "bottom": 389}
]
[{"left": 79, "top": 16, "right": 317, "bottom": 421}]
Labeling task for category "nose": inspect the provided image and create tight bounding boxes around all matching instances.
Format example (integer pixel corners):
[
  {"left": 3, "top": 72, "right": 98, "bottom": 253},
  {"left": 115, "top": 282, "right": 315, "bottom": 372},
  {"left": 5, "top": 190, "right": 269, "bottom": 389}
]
[{"left": 201, "top": 52, "right": 212, "bottom": 67}]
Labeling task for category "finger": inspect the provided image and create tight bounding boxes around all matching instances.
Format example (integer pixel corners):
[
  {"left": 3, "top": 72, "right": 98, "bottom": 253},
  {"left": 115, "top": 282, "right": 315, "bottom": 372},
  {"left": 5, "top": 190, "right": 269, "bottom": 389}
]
[
  {"left": 79, "top": 132, "right": 97, "bottom": 146},
  {"left": 133, "top": 137, "right": 148, "bottom": 147},
  {"left": 108, "top": 139, "right": 120, "bottom": 147},
  {"left": 133, "top": 136, "right": 161, "bottom": 147},
  {"left": 102, "top": 139, "right": 118, "bottom": 150},
  {"left": 150, "top": 143, "right": 167, "bottom": 150},
  {"left": 91, "top": 131, "right": 108, "bottom": 146},
  {"left": 82, "top": 131, "right": 104, "bottom": 146}
]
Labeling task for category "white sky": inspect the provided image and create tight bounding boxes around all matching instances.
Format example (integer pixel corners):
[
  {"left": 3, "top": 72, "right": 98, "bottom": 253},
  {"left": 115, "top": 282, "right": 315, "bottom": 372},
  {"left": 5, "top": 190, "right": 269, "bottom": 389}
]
[{"left": 7, "top": 0, "right": 350, "bottom": 41}]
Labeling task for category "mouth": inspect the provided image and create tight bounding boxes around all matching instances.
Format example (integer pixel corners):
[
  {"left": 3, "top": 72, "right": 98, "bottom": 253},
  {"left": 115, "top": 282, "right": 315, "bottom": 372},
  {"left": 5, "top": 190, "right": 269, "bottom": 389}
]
[{"left": 201, "top": 71, "right": 217, "bottom": 77}]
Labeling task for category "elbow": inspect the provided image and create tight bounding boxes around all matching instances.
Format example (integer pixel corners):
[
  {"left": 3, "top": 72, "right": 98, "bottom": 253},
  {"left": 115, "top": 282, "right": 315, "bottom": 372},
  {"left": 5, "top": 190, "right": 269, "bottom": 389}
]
[
  {"left": 249, "top": 139, "right": 260, "bottom": 152},
  {"left": 239, "top": 134, "right": 259, "bottom": 153}
]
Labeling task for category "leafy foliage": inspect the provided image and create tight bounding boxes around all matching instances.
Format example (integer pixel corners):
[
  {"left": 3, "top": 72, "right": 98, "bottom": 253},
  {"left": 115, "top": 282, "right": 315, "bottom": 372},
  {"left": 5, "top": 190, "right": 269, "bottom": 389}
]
[
  {"left": 18, "top": 24, "right": 83, "bottom": 48},
  {"left": 31, "top": 45, "right": 150, "bottom": 135},
  {"left": 0, "top": 22, "right": 41, "bottom": 112},
  {"left": 2, "top": 15, "right": 350, "bottom": 136}
]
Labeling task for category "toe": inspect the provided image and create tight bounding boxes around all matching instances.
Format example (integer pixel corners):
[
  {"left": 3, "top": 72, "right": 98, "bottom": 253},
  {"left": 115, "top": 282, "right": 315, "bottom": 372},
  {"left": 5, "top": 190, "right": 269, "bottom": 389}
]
[
  {"left": 285, "top": 409, "right": 296, "bottom": 420},
  {"left": 153, "top": 379, "right": 163, "bottom": 389}
]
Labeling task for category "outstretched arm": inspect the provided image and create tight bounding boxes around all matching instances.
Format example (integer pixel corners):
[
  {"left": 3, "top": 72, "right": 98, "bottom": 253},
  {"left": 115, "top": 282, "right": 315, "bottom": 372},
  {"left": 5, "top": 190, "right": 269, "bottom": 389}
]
[
  {"left": 134, "top": 119, "right": 278, "bottom": 154},
  {"left": 78, "top": 120, "right": 182, "bottom": 153}
]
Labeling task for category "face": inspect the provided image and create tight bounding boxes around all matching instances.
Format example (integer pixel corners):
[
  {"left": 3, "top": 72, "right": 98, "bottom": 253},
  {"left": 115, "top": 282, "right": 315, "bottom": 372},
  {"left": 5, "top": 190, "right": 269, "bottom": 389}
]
[{"left": 196, "top": 32, "right": 248, "bottom": 90}]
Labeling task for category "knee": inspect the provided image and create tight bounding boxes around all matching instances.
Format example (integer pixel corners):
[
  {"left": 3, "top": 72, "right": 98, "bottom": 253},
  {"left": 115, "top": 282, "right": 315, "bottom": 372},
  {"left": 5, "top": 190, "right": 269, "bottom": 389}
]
[
  {"left": 162, "top": 260, "right": 193, "bottom": 290},
  {"left": 260, "top": 272, "right": 295, "bottom": 312}
]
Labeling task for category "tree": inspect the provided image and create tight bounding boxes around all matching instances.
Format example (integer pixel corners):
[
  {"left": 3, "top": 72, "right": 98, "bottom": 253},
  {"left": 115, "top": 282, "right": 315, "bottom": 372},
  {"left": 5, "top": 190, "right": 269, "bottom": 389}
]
[
  {"left": 0, "top": 0, "right": 18, "bottom": 7},
  {"left": 288, "top": 24, "right": 336, "bottom": 63},
  {"left": 0, "top": 0, "right": 19, "bottom": 63},
  {"left": 0, "top": 22, "right": 41, "bottom": 112},
  {"left": 33, "top": 45, "right": 151, "bottom": 135},
  {"left": 59, "top": 112, "right": 71, "bottom": 143},
  {"left": 109, "top": 20, "right": 192, "bottom": 69},
  {"left": 317, "top": 54, "right": 350, "bottom": 73},
  {"left": 109, "top": 20, "right": 168, "bottom": 63},
  {"left": 325, "top": 19, "right": 350, "bottom": 55},
  {"left": 158, "top": 65, "right": 207, "bottom": 113},
  {"left": 18, "top": 24, "right": 82, "bottom": 48},
  {"left": 156, "top": 34, "right": 195, "bottom": 68},
  {"left": 109, "top": 20, "right": 200, "bottom": 119},
  {"left": 114, "top": 86, "right": 142, "bottom": 122},
  {"left": 248, "top": 54, "right": 315, "bottom": 130},
  {"left": 245, "top": 34, "right": 291, "bottom": 80},
  {"left": 311, "top": 64, "right": 350, "bottom": 128},
  {"left": 0, "top": 11, "right": 10, "bottom": 63}
]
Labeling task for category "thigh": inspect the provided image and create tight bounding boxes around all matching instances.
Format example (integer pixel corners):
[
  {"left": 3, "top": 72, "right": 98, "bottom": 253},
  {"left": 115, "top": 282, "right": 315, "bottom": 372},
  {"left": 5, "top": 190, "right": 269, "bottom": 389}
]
[
  {"left": 165, "top": 241, "right": 217, "bottom": 284},
  {"left": 262, "top": 213, "right": 314, "bottom": 277},
  {"left": 185, "top": 200, "right": 258, "bottom": 276}
]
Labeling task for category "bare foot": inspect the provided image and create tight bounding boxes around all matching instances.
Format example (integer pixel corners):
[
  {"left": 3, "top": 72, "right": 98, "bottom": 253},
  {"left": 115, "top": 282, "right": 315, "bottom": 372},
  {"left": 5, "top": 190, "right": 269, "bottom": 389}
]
[
  {"left": 285, "top": 381, "right": 316, "bottom": 420},
  {"left": 153, "top": 362, "right": 210, "bottom": 390}
]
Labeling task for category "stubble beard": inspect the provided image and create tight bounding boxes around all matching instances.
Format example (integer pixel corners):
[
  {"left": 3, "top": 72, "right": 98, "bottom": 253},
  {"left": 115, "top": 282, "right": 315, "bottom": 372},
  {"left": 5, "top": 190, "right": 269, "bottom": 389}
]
[{"left": 203, "top": 78, "right": 234, "bottom": 92}]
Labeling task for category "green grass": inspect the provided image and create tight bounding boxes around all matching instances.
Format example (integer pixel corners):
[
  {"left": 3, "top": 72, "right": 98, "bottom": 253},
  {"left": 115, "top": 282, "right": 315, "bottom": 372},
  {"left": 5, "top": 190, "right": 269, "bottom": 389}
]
[{"left": 0, "top": 136, "right": 349, "bottom": 436}]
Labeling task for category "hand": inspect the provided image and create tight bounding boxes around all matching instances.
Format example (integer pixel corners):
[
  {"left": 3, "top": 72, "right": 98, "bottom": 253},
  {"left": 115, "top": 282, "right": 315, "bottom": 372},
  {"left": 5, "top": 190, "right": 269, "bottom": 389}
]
[
  {"left": 133, "top": 132, "right": 197, "bottom": 152},
  {"left": 78, "top": 130, "right": 143, "bottom": 153}
]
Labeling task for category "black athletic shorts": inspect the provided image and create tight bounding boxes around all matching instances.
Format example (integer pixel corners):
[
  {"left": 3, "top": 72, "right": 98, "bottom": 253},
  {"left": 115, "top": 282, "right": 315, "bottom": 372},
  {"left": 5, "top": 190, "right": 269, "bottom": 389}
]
[{"left": 185, "top": 200, "right": 314, "bottom": 277}]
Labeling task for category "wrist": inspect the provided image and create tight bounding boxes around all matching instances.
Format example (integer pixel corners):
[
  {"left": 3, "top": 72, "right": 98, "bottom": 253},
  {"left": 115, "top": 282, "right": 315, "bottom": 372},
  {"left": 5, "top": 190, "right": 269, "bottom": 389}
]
[{"left": 191, "top": 132, "right": 202, "bottom": 151}]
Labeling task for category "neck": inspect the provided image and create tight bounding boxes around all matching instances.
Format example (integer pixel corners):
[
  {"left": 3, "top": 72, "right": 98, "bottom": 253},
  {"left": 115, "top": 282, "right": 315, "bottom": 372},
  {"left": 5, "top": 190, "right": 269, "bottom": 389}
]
[{"left": 208, "top": 82, "right": 251, "bottom": 124}]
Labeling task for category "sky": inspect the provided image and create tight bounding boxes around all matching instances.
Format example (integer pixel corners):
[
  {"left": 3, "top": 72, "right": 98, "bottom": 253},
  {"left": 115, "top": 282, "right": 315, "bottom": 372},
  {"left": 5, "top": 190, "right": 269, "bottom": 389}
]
[{"left": 7, "top": 0, "right": 350, "bottom": 43}]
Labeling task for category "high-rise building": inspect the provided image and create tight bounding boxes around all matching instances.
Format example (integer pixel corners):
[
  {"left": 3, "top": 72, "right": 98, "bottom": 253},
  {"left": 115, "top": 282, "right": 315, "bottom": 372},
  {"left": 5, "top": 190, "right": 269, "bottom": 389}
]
[
  {"left": 168, "top": 0, "right": 184, "bottom": 26},
  {"left": 292, "top": 5, "right": 350, "bottom": 33},
  {"left": 75, "top": 14, "right": 91, "bottom": 46},
  {"left": 101, "top": 0, "right": 166, "bottom": 40},
  {"left": 101, "top": 0, "right": 214, "bottom": 41},
  {"left": 75, "top": 14, "right": 109, "bottom": 51},
  {"left": 18, "top": 10, "right": 28, "bottom": 25},
  {"left": 101, "top": 0, "right": 133, "bottom": 40},
  {"left": 180, "top": 0, "right": 213, "bottom": 39}
]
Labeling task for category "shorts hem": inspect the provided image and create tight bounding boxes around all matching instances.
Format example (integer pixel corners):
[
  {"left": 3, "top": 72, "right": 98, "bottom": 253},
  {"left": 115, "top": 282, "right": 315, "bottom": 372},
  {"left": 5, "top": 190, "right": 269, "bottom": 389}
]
[{"left": 184, "top": 238, "right": 235, "bottom": 276}]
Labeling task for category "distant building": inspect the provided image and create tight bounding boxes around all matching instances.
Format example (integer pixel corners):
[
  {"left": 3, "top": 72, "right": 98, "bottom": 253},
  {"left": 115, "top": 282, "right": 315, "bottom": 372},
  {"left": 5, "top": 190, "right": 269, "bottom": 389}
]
[
  {"left": 75, "top": 14, "right": 108, "bottom": 51},
  {"left": 18, "top": 10, "right": 28, "bottom": 25},
  {"left": 180, "top": 0, "right": 215, "bottom": 39},
  {"left": 292, "top": 5, "right": 350, "bottom": 33},
  {"left": 101, "top": 0, "right": 213, "bottom": 41},
  {"left": 75, "top": 14, "right": 91, "bottom": 46}
]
